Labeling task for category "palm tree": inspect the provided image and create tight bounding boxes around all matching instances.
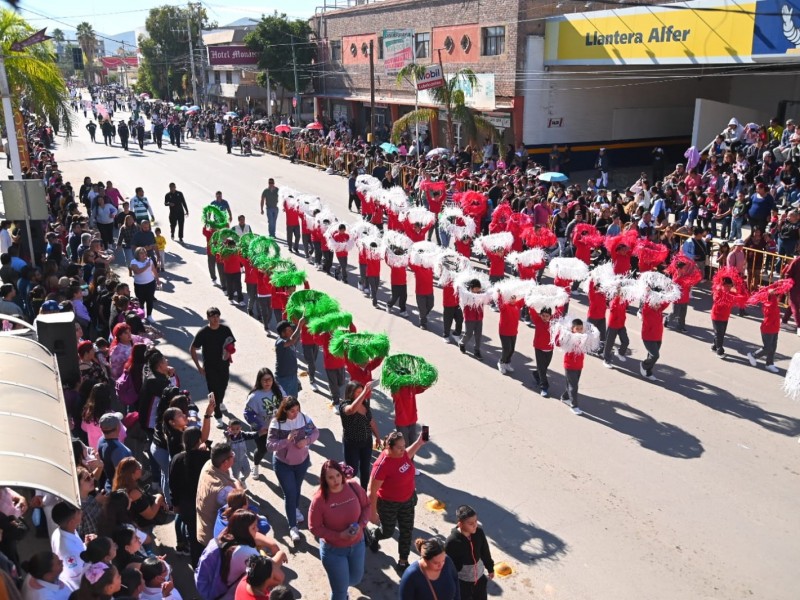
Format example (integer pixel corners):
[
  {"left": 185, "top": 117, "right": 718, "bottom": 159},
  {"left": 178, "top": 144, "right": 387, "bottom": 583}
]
[
  {"left": 76, "top": 21, "right": 96, "bottom": 83},
  {"left": 392, "top": 63, "right": 499, "bottom": 149},
  {"left": 51, "top": 28, "right": 65, "bottom": 43},
  {"left": 0, "top": 10, "right": 74, "bottom": 137}
]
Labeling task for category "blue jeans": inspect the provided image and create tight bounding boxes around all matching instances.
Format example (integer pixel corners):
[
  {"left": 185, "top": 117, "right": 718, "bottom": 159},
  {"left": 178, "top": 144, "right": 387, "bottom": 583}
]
[
  {"left": 149, "top": 442, "right": 172, "bottom": 504},
  {"left": 273, "top": 455, "right": 310, "bottom": 527},
  {"left": 276, "top": 375, "right": 299, "bottom": 398},
  {"left": 267, "top": 207, "right": 279, "bottom": 238},
  {"left": 730, "top": 217, "right": 743, "bottom": 241},
  {"left": 438, "top": 226, "right": 450, "bottom": 249},
  {"left": 320, "top": 539, "right": 365, "bottom": 600}
]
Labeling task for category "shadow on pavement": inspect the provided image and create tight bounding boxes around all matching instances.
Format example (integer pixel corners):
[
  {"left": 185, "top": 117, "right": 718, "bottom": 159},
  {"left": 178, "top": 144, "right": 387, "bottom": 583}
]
[{"left": 581, "top": 396, "right": 704, "bottom": 459}]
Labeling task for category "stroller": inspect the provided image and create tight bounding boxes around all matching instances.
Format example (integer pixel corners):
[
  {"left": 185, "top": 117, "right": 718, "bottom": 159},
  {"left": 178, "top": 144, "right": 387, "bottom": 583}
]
[{"left": 241, "top": 136, "right": 253, "bottom": 156}]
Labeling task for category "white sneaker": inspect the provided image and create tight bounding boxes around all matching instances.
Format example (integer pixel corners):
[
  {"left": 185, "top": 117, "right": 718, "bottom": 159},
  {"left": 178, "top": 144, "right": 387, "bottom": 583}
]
[
  {"left": 747, "top": 352, "right": 757, "bottom": 367},
  {"left": 253, "top": 464, "right": 259, "bottom": 477},
  {"left": 766, "top": 364, "right": 779, "bottom": 374},
  {"left": 639, "top": 363, "right": 648, "bottom": 379},
  {"left": 289, "top": 527, "right": 302, "bottom": 542},
  {"left": 603, "top": 361, "right": 614, "bottom": 369},
  {"left": 146, "top": 315, "right": 156, "bottom": 324},
  {"left": 617, "top": 351, "right": 627, "bottom": 363},
  {"left": 310, "top": 380, "right": 319, "bottom": 391},
  {"left": 497, "top": 361, "right": 506, "bottom": 374},
  {"left": 571, "top": 406, "right": 583, "bottom": 415},
  {"left": 398, "top": 310, "right": 408, "bottom": 317},
  {"left": 295, "top": 509, "right": 305, "bottom": 523},
  {"left": 215, "top": 417, "right": 226, "bottom": 429},
  {"left": 505, "top": 364, "right": 515, "bottom": 372},
  {"left": 218, "top": 403, "right": 227, "bottom": 412}
]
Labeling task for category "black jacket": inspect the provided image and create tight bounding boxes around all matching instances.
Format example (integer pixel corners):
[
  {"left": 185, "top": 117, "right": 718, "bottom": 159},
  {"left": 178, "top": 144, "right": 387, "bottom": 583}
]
[{"left": 445, "top": 525, "right": 495, "bottom": 584}]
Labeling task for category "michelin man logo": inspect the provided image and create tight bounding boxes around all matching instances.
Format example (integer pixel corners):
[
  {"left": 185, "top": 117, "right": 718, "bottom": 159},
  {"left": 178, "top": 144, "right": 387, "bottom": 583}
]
[{"left": 784, "top": 4, "right": 800, "bottom": 47}]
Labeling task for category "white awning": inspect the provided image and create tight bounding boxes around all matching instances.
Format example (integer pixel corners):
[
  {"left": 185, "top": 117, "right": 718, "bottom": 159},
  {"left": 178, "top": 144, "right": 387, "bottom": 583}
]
[{"left": 0, "top": 336, "right": 80, "bottom": 507}]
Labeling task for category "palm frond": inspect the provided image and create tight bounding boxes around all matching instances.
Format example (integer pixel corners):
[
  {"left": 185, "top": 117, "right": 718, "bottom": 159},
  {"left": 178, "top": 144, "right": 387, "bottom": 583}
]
[{"left": 391, "top": 109, "right": 437, "bottom": 143}]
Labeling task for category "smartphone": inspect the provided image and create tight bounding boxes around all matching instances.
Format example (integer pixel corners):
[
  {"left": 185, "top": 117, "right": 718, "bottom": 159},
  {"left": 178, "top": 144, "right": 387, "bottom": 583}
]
[{"left": 421, "top": 425, "right": 430, "bottom": 442}]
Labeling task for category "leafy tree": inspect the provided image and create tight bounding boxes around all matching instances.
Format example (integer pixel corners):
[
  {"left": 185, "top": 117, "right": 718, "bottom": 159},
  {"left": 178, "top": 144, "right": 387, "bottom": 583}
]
[
  {"left": 0, "top": 10, "right": 74, "bottom": 136},
  {"left": 245, "top": 12, "right": 315, "bottom": 95},
  {"left": 138, "top": 4, "right": 211, "bottom": 100},
  {"left": 76, "top": 21, "right": 96, "bottom": 83},
  {"left": 51, "top": 28, "right": 65, "bottom": 43},
  {"left": 392, "top": 63, "right": 499, "bottom": 148}
]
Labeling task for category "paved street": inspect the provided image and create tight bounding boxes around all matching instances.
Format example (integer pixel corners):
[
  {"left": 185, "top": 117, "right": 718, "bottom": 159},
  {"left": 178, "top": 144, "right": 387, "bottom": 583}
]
[{"left": 46, "top": 113, "right": 800, "bottom": 600}]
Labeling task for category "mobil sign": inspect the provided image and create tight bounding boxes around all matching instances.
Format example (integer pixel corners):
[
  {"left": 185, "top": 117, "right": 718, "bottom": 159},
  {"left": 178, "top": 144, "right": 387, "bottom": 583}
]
[{"left": 416, "top": 64, "right": 444, "bottom": 91}]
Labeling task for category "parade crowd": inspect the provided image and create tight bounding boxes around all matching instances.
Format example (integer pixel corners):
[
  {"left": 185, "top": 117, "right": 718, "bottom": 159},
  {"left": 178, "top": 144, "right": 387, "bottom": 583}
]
[{"left": 1, "top": 84, "right": 799, "bottom": 600}]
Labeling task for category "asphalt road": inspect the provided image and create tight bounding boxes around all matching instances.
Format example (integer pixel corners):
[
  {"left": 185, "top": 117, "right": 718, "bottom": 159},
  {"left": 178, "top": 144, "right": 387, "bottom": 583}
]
[{"left": 38, "top": 109, "right": 800, "bottom": 600}]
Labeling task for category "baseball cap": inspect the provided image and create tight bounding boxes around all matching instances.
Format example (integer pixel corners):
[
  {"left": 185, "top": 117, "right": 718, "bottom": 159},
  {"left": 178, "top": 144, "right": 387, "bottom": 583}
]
[
  {"left": 99, "top": 412, "right": 123, "bottom": 431},
  {"left": 40, "top": 300, "right": 60, "bottom": 312}
]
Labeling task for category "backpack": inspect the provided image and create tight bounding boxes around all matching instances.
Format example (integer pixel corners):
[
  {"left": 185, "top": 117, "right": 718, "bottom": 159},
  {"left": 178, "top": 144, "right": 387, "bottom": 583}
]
[
  {"left": 195, "top": 538, "right": 242, "bottom": 600},
  {"left": 115, "top": 370, "right": 138, "bottom": 406}
]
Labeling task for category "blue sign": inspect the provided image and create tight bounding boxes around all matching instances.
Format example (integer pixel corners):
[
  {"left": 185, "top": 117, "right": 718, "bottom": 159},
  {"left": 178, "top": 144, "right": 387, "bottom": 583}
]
[{"left": 752, "top": 0, "right": 800, "bottom": 55}]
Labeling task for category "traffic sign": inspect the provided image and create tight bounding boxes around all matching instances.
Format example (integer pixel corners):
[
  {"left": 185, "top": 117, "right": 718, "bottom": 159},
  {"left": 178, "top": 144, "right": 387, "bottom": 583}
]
[{"left": 10, "top": 28, "right": 52, "bottom": 52}]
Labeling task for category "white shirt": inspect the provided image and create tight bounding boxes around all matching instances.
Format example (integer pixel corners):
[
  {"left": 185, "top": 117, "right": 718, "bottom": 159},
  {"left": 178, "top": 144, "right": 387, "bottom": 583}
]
[
  {"left": 233, "top": 224, "right": 252, "bottom": 236},
  {"left": 50, "top": 528, "right": 85, "bottom": 591},
  {"left": 130, "top": 257, "right": 156, "bottom": 285},
  {"left": 21, "top": 575, "right": 71, "bottom": 600},
  {"left": 140, "top": 586, "right": 183, "bottom": 600},
  {"left": 0, "top": 228, "right": 12, "bottom": 255}
]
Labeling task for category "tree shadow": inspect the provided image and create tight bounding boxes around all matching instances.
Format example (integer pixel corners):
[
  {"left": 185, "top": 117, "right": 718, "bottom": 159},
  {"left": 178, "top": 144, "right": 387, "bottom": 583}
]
[
  {"left": 580, "top": 395, "right": 704, "bottom": 458},
  {"left": 655, "top": 364, "right": 800, "bottom": 437},
  {"left": 418, "top": 473, "right": 568, "bottom": 565}
]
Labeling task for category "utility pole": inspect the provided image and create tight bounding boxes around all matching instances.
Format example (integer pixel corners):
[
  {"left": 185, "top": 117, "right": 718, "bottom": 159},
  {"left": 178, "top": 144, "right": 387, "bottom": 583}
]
[
  {"left": 187, "top": 4, "right": 198, "bottom": 105},
  {"left": 369, "top": 38, "right": 375, "bottom": 144},
  {"left": 291, "top": 38, "right": 300, "bottom": 124},
  {"left": 266, "top": 70, "right": 272, "bottom": 118},
  {"left": 0, "top": 56, "right": 22, "bottom": 179},
  {"left": 437, "top": 48, "right": 451, "bottom": 149}
]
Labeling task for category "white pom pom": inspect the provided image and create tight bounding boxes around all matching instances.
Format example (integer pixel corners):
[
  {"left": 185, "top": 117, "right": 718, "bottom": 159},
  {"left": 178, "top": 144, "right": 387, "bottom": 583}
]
[
  {"left": 314, "top": 208, "right": 338, "bottom": 230},
  {"left": 403, "top": 207, "right": 435, "bottom": 228},
  {"left": 783, "top": 353, "right": 800, "bottom": 401},
  {"left": 350, "top": 220, "right": 380, "bottom": 240},
  {"left": 435, "top": 249, "right": 470, "bottom": 285},
  {"left": 474, "top": 232, "right": 514, "bottom": 256},
  {"left": 381, "top": 187, "right": 409, "bottom": 212},
  {"left": 549, "top": 257, "right": 590, "bottom": 282},
  {"left": 491, "top": 277, "right": 537, "bottom": 303},
  {"left": 357, "top": 233, "right": 383, "bottom": 260},
  {"left": 356, "top": 175, "right": 382, "bottom": 193},
  {"left": 525, "top": 284, "right": 569, "bottom": 312},
  {"left": 637, "top": 271, "right": 681, "bottom": 306},
  {"left": 454, "top": 268, "right": 492, "bottom": 308},
  {"left": 382, "top": 230, "right": 413, "bottom": 268},
  {"left": 297, "top": 194, "right": 322, "bottom": 216},
  {"left": 550, "top": 317, "right": 601, "bottom": 355},
  {"left": 409, "top": 241, "right": 441, "bottom": 269},
  {"left": 439, "top": 206, "right": 476, "bottom": 238},
  {"left": 507, "top": 248, "right": 547, "bottom": 268},
  {"left": 324, "top": 223, "right": 355, "bottom": 254}
]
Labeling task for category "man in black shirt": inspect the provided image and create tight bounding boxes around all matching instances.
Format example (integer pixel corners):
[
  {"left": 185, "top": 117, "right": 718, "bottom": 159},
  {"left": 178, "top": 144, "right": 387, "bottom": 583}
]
[
  {"left": 164, "top": 183, "right": 189, "bottom": 242},
  {"left": 191, "top": 307, "right": 236, "bottom": 428}
]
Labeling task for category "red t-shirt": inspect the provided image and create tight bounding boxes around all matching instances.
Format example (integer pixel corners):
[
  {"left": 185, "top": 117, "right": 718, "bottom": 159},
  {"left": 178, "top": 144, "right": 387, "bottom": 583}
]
[
  {"left": 613, "top": 254, "right": 632, "bottom": 275},
  {"left": 271, "top": 289, "right": 288, "bottom": 311},
  {"left": 243, "top": 258, "right": 258, "bottom": 284},
  {"left": 202, "top": 227, "right": 215, "bottom": 255},
  {"left": 256, "top": 271, "right": 273, "bottom": 296},
  {"left": 487, "top": 252, "right": 506, "bottom": 277},
  {"left": 530, "top": 311, "right": 554, "bottom": 351},
  {"left": 463, "top": 305, "right": 483, "bottom": 322},
  {"left": 761, "top": 297, "right": 780, "bottom": 334},
  {"left": 389, "top": 265, "right": 407, "bottom": 286},
  {"left": 403, "top": 221, "right": 430, "bottom": 243},
  {"left": 711, "top": 299, "right": 733, "bottom": 322},
  {"left": 221, "top": 253, "right": 242, "bottom": 275},
  {"left": 317, "top": 331, "right": 346, "bottom": 369},
  {"left": 285, "top": 205, "right": 300, "bottom": 227},
  {"left": 517, "top": 264, "right": 539, "bottom": 280},
  {"left": 587, "top": 281, "right": 607, "bottom": 320},
  {"left": 675, "top": 281, "right": 692, "bottom": 305},
  {"left": 641, "top": 303, "right": 667, "bottom": 341},
  {"left": 371, "top": 451, "right": 415, "bottom": 502},
  {"left": 454, "top": 239, "right": 471, "bottom": 258},
  {"left": 442, "top": 282, "right": 458, "bottom": 308},
  {"left": 498, "top": 298, "right": 522, "bottom": 336},
  {"left": 392, "top": 385, "right": 425, "bottom": 427},
  {"left": 607, "top": 297, "right": 629, "bottom": 329},
  {"left": 366, "top": 256, "right": 381, "bottom": 277},
  {"left": 410, "top": 264, "right": 434, "bottom": 296},
  {"left": 300, "top": 323, "right": 316, "bottom": 346},
  {"left": 234, "top": 578, "right": 270, "bottom": 600},
  {"left": 563, "top": 351, "right": 584, "bottom": 371},
  {"left": 332, "top": 232, "right": 350, "bottom": 257}
]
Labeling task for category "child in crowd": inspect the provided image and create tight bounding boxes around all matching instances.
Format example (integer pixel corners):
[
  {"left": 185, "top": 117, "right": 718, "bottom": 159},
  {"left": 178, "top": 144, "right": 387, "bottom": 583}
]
[
  {"left": 223, "top": 420, "right": 258, "bottom": 483},
  {"left": 154, "top": 227, "right": 166, "bottom": 272},
  {"left": 552, "top": 317, "right": 600, "bottom": 415},
  {"left": 275, "top": 319, "right": 304, "bottom": 398},
  {"left": 710, "top": 267, "right": 748, "bottom": 358},
  {"left": 458, "top": 274, "right": 491, "bottom": 360}
]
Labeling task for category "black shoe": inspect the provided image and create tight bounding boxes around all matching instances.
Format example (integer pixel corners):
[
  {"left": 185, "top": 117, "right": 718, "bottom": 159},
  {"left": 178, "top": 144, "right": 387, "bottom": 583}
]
[
  {"left": 711, "top": 344, "right": 717, "bottom": 352},
  {"left": 474, "top": 351, "right": 483, "bottom": 360},
  {"left": 459, "top": 342, "right": 466, "bottom": 354},
  {"left": 394, "top": 561, "right": 410, "bottom": 576},
  {"left": 364, "top": 527, "right": 379, "bottom": 553}
]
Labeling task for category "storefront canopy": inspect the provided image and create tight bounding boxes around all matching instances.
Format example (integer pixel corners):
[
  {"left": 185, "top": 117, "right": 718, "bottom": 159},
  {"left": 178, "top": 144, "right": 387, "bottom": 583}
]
[{"left": 0, "top": 335, "right": 80, "bottom": 507}]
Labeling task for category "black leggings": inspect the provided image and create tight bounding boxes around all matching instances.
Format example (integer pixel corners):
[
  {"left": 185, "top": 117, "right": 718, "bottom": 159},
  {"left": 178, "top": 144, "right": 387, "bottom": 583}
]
[
  {"left": 133, "top": 280, "right": 156, "bottom": 317},
  {"left": 343, "top": 440, "right": 372, "bottom": 490},
  {"left": 254, "top": 433, "right": 270, "bottom": 466}
]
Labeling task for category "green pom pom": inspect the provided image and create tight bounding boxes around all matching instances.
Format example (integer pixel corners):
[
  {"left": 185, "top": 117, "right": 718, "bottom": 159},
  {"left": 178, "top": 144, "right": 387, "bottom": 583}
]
[
  {"left": 381, "top": 354, "right": 438, "bottom": 394},
  {"left": 329, "top": 331, "right": 390, "bottom": 365},
  {"left": 238, "top": 232, "right": 258, "bottom": 259},
  {"left": 270, "top": 269, "right": 307, "bottom": 289},
  {"left": 306, "top": 311, "right": 353, "bottom": 335},
  {"left": 285, "top": 290, "right": 340, "bottom": 322},
  {"left": 248, "top": 236, "right": 280, "bottom": 261},
  {"left": 210, "top": 228, "right": 239, "bottom": 256},
  {"left": 202, "top": 205, "right": 229, "bottom": 230}
]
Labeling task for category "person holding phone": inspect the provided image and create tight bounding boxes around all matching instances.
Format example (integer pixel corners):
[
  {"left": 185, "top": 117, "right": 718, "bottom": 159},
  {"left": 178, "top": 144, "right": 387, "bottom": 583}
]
[
  {"left": 364, "top": 430, "right": 427, "bottom": 575},
  {"left": 340, "top": 381, "right": 381, "bottom": 490}
]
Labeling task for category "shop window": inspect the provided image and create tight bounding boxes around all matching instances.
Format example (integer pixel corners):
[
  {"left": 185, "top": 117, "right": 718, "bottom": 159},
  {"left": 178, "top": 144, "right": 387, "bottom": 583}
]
[
  {"left": 415, "top": 32, "right": 430, "bottom": 59},
  {"left": 214, "top": 71, "right": 221, "bottom": 84},
  {"left": 331, "top": 40, "right": 341, "bottom": 62},
  {"left": 225, "top": 70, "right": 232, "bottom": 84},
  {"left": 482, "top": 26, "right": 505, "bottom": 56},
  {"left": 444, "top": 36, "right": 455, "bottom": 53}
]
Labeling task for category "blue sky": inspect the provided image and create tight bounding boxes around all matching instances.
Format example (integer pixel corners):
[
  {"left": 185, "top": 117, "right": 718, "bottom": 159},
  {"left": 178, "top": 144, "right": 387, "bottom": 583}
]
[{"left": 19, "top": 0, "right": 320, "bottom": 36}]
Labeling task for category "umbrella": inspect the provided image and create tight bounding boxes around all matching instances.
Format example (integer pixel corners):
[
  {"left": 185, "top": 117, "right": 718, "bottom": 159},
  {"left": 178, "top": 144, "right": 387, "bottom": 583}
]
[
  {"left": 425, "top": 147, "right": 450, "bottom": 158},
  {"left": 380, "top": 142, "right": 399, "bottom": 153},
  {"left": 186, "top": 108, "right": 199, "bottom": 114},
  {"left": 222, "top": 114, "right": 236, "bottom": 120},
  {"left": 537, "top": 172, "right": 569, "bottom": 183},
  {"left": 253, "top": 119, "right": 267, "bottom": 125},
  {"left": 274, "top": 124, "right": 292, "bottom": 133},
  {"left": 225, "top": 111, "right": 238, "bottom": 117},
  {"left": 305, "top": 122, "right": 324, "bottom": 130},
  {"left": 189, "top": 105, "right": 200, "bottom": 111}
]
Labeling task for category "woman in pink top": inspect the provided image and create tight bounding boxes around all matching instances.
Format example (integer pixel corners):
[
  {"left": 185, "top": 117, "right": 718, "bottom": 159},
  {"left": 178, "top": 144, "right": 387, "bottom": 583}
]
[
  {"left": 80, "top": 382, "right": 127, "bottom": 448},
  {"left": 104, "top": 181, "right": 124, "bottom": 208},
  {"left": 309, "top": 460, "right": 370, "bottom": 600}
]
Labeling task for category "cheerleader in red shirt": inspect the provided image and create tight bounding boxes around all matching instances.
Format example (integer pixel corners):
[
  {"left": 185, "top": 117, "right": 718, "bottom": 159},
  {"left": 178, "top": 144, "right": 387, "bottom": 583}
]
[
  {"left": 710, "top": 266, "right": 748, "bottom": 358},
  {"left": 439, "top": 206, "right": 476, "bottom": 255},
  {"left": 281, "top": 191, "right": 302, "bottom": 254},
  {"left": 571, "top": 223, "right": 603, "bottom": 266},
  {"left": 492, "top": 278, "right": 533, "bottom": 374},
  {"left": 218, "top": 237, "right": 244, "bottom": 305},
  {"left": 551, "top": 317, "right": 601, "bottom": 415},
  {"left": 456, "top": 270, "right": 491, "bottom": 360},
  {"left": 402, "top": 207, "right": 435, "bottom": 243},
  {"left": 420, "top": 180, "right": 446, "bottom": 244},
  {"left": 474, "top": 232, "right": 514, "bottom": 285},
  {"left": 746, "top": 279, "right": 791, "bottom": 373},
  {"left": 605, "top": 229, "right": 638, "bottom": 275},
  {"left": 409, "top": 241, "right": 438, "bottom": 330},
  {"left": 361, "top": 236, "right": 383, "bottom": 307},
  {"left": 436, "top": 251, "right": 469, "bottom": 342},
  {"left": 600, "top": 275, "right": 637, "bottom": 368},
  {"left": 636, "top": 272, "right": 681, "bottom": 381},
  {"left": 351, "top": 221, "right": 379, "bottom": 295},
  {"left": 383, "top": 231, "right": 412, "bottom": 316},
  {"left": 548, "top": 257, "right": 589, "bottom": 312},
  {"left": 664, "top": 253, "right": 702, "bottom": 332},
  {"left": 299, "top": 195, "right": 321, "bottom": 260},
  {"left": 384, "top": 188, "right": 408, "bottom": 232},
  {"left": 326, "top": 223, "right": 355, "bottom": 284},
  {"left": 314, "top": 210, "right": 336, "bottom": 275},
  {"left": 314, "top": 318, "right": 357, "bottom": 413},
  {"left": 582, "top": 263, "right": 614, "bottom": 353},
  {"left": 525, "top": 284, "right": 568, "bottom": 398},
  {"left": 201, "top": 205, "right": 229, "bottom": 288}
]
